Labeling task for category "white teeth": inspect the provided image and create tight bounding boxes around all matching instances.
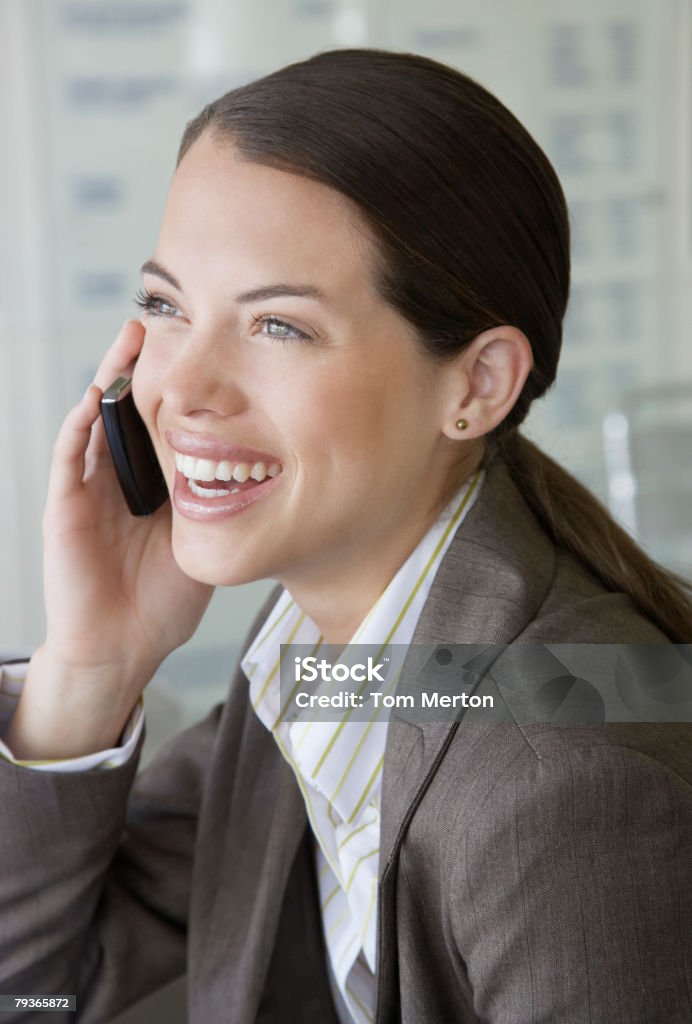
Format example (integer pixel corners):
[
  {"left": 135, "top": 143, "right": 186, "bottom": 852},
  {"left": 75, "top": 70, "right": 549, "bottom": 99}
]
[
  {"left": 195, "top": 459, "right": 217, "bottom": 482},
  {"left": 188, "top": 480, "right": 233, "bottom": 498},
  {"left": 174, "top": 450, "right": 282, "bottom": 483}
]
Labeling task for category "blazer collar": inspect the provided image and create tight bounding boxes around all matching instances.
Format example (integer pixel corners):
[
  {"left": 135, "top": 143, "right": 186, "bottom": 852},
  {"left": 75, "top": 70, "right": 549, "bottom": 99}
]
[
  {"left": 411, "top": 456, "right": 556, "bottom": 647},
  {"left": 381, "top": 456, "right": 556, "bottom": 852},
  {"left": 375, "top": 456, "right": 556, "bottom": 1021}
]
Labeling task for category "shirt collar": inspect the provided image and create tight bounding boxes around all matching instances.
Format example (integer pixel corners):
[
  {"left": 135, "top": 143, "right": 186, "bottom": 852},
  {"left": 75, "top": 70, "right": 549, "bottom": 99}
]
[{"left": 242, "top": 468, "right": 484, "bottom": 733}]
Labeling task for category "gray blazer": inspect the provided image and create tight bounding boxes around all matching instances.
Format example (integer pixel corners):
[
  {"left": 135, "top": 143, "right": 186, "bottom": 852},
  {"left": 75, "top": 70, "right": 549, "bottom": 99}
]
[{"left": 1, "top": 458, "right": 691, "bottom": 1023}]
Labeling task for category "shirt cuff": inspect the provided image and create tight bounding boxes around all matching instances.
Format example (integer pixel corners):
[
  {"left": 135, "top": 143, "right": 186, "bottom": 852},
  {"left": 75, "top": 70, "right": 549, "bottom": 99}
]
[{"left": 0, "top": 660, "right": 144, "bottom": 771}]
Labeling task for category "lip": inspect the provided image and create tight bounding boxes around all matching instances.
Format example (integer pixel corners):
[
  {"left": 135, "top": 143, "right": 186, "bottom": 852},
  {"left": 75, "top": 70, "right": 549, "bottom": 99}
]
[
  {"left": 172, "top": 469, "right": 282, "bottom": 522},
  {"left": 166, "top": 429, "right": 281, "bottom": 466}
]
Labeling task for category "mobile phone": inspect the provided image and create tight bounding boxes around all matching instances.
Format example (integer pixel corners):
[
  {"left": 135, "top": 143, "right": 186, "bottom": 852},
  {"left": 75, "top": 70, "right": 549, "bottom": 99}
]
[{"left": 100, "top": 376, "right": 168, "bottom": 516}]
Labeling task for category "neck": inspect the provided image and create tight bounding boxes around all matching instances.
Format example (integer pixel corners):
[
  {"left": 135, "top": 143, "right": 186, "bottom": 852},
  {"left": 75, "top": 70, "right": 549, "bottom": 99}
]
[
  {"left": 280, "top": 455, "right": 482, "bottom": 643},
  {"left": 285, "top": 571, "right": 388, "bottom": 645}
]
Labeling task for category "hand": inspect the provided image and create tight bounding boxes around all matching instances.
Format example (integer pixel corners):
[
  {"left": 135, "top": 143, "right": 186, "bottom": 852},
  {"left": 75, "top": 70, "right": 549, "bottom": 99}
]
[{"left": 9, "top": 320, "right": 213, "bottom": 758}]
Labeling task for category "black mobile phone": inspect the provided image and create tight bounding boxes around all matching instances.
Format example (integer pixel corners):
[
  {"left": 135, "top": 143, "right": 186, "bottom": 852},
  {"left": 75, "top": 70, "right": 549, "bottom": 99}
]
[{"left": 100, "top": 376, "right": 168, "bottom": 517}]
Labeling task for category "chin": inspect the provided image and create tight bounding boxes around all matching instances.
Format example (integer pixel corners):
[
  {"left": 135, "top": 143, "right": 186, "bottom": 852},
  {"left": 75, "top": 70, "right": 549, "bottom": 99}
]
[{"left": 171, "top": 530, "right": 267, "bottom": 588}]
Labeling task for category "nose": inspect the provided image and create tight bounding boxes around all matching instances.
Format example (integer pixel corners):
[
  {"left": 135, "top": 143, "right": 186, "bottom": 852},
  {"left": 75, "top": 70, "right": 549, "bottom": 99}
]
[{"left": 159, "top": 330, "right": 248, "bottom": 419}]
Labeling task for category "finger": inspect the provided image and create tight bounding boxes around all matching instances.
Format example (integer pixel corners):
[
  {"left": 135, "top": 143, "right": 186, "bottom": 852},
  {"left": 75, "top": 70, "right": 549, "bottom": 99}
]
[
  {"left": 48, "top": 385, "right": 105, "bottom": 503},
  {"left": 92, "top": 319, "right": 146, "bottom": 392},
  {"left": 83, "top": 410, "right": 111, "bottom": 467}
]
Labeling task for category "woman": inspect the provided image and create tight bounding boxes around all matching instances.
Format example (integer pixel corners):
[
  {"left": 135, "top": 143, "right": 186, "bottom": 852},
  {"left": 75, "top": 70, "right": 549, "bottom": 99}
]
[{"left": 1, "top": 48, "right": 691, "bottom": 1024}]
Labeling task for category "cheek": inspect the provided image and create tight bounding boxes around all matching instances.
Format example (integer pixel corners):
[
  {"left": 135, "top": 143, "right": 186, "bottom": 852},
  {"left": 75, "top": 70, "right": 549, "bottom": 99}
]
[
  {"left": 337, "top": 353, "right": 431, "bottom": 439},
  {"left": 270, "top": 361, "right": 412, "bottom": 478},
  {"left": 278, "top": 370, "right": 368, "bottom": 443},
  {"left": 131, "top": 341, "right": 163, "bottom": 429}
]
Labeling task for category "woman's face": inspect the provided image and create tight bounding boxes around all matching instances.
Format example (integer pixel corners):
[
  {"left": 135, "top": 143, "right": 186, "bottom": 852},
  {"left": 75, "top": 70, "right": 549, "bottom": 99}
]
[{"left": 134, "top": 132, "right": 466, "bottom": 592}]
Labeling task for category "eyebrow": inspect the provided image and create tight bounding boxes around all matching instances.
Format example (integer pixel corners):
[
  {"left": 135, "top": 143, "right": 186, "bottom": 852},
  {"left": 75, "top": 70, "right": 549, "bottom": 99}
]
[{"left": 139, "top": 258, "right": 326, "bottom": 304}]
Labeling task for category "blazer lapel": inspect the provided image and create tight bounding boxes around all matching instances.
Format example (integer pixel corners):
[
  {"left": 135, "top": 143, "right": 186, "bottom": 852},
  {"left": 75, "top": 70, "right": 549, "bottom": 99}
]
[
  {"left": 190, "top": 686, "right": 330, "bottom": 1022},
  {"left": 375, "top": 457, "right": 556, "bottom": 1022}
]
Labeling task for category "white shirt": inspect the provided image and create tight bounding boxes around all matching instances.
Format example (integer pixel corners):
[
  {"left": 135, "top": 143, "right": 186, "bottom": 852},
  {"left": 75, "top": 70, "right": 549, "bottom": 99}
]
[
  {"left": 0, "top": 469, "right": 484, "bottom": 1024},
  {"left": 240, "top": 469, "right": 483, "bottom": 1023}
]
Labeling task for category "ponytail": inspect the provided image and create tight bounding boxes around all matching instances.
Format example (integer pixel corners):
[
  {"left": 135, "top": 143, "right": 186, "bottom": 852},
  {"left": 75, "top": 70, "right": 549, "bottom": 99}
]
[{"left": 494, "top": 431, "right": 692, "bottom": 643}]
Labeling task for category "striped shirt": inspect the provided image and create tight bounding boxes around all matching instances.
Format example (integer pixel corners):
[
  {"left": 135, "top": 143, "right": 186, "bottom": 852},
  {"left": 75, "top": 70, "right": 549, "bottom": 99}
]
[{"left": 241, "top": 469, "right": 483, "bottom": 1024}]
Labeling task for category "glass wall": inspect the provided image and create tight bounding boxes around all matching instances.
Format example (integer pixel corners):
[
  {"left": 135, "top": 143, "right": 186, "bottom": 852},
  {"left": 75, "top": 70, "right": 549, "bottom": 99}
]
[{"left": 2, "top": 0, "right": 690, "bottom": 737}]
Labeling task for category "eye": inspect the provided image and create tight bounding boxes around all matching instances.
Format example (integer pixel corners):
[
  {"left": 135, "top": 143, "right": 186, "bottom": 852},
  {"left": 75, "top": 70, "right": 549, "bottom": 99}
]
[
  {"left": 251, "top": 314, "right": 312, "bottom": 343},
  {"left": 133, "top": 288, "right": 182, "bottom": 319}
]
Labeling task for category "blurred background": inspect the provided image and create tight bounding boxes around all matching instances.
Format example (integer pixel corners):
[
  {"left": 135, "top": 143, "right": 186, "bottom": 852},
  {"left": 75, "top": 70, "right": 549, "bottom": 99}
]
[
  {"left": 1, "top": 1, "right": 690, "bottom": 1020},
  {"left": 2, "top": 0, "right": 691, "bottom": 737},
  {"left": 3, "top": 0, "right": 691, "bottom": 747}
]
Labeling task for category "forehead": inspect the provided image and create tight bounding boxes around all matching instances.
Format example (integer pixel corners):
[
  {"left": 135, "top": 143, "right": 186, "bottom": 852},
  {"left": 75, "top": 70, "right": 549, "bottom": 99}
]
[{"left": 158, "top": 132, "right": 380, "bottom": 292}]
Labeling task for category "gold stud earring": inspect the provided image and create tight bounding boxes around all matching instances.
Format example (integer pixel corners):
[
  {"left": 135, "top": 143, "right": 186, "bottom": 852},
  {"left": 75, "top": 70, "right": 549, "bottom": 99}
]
[{"left": 455, "top": 418, "right": 468, "bottom": 431}]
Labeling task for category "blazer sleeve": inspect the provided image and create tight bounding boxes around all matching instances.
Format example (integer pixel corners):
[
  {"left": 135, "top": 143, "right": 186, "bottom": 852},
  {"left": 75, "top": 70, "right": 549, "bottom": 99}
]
[
  {"left": 0, "top": 702, "right": 221, "bottom": 1024},
  {"left": 450, "top": 736, "right": 692, "bottom": 1023},
  {"left": 0, "top": 585, "right": 283, "bottom": 1024}
]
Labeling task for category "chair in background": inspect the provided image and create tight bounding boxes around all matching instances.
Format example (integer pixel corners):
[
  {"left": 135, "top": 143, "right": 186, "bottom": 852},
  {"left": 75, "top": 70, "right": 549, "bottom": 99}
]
[{"left": 603, "top": 381, "right": 692, "bottom": 582}]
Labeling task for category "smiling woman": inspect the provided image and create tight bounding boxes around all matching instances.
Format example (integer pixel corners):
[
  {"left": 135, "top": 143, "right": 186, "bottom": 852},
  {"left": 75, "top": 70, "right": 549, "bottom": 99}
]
[
  {"left": 130, "top": 136, "right": 491, "bottom": 635},
  {"left": 0, "top": 47, "right": 691, "bottom": 1024}
]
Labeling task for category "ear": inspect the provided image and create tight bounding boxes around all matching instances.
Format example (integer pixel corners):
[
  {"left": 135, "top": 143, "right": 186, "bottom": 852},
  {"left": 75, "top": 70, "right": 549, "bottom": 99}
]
[{"left": 439, "top": 325, "right": 533, "bottom": 441}]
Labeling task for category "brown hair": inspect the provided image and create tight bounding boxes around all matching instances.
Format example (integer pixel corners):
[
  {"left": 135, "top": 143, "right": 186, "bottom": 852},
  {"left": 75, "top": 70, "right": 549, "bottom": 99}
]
[{"left": 177, "top": 47, "right": 691, "bottom": 642}]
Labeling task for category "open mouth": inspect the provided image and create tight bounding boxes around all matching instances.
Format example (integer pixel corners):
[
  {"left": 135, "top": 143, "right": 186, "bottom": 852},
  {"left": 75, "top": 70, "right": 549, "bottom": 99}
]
[{"left": 174, "top": 453, "right": 282, "bottom": 499}]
